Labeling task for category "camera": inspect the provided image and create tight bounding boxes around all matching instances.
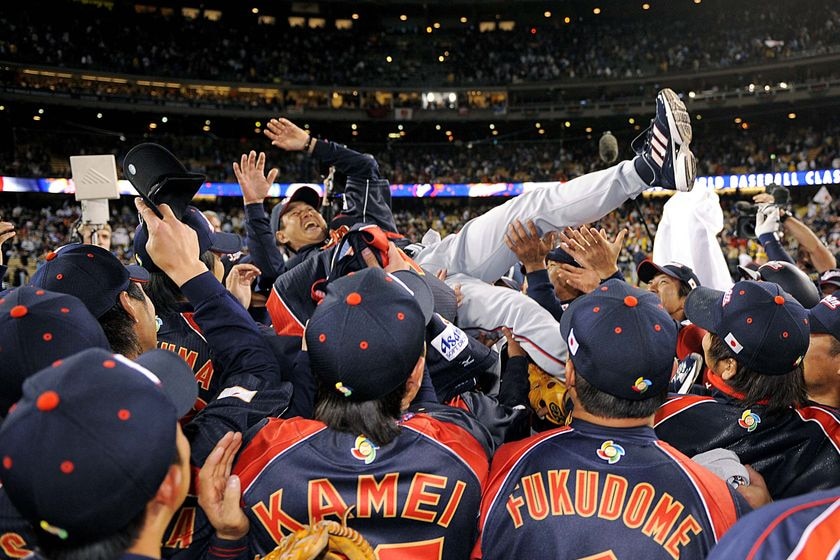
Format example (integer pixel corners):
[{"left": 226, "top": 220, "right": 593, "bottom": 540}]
[{"left": 734, "top": 184, "right": 790, "bottom": 239}]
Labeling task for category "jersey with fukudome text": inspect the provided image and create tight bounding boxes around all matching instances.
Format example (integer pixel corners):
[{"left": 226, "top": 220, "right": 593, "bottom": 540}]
[
  {"left": 474, "top": 419, "right": 747, "bottom": 560},
  {"left": 234, "top": 414, "right": 489, "bottom": 560},
  {"left": 707, "top": 488, "right": 840, "bottom": 559}
]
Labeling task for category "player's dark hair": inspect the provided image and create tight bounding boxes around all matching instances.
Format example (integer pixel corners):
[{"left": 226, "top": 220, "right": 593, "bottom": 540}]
[
  {"left": 36, "top": 445, "right": 183, "bottom": 560},
  {"left": 98, "top": 282, "right": 146, "bottom": 358},
  {"left": 707, "top": 333, "right": 807, "bottom": 413},
  {"left": 144, "top": 251, "right": 214, "bottom": 316},
  {"left": 314, "top": 382, "right": 406, "bottom": 446},
  {"left": 677, "top": 282, "right": 692, "bottom": 299},
  {"left": 575, "top": 374, "right": 666, "bottom": 419}
]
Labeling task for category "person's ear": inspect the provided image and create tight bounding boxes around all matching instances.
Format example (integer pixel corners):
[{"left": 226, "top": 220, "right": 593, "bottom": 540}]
[
  {"left": 719, "top": 357, "right": 739, "bottom": 380},
  {"left": 400, "top": 353, "right": 426, "bottom": 410},
  {"left": 119, "top": 291, "right": 140, "bottom": 324},
  {"left": 565, "top": 359, "right": 576, "bottom": 391}
]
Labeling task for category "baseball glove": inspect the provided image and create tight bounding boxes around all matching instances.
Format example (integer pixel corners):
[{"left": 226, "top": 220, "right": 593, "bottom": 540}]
[
  {"left": 261, "top": 508, "right": 375, "bottom": 560},
  {"left": 528, "top": 363, "right": 570, "bottom": 425}
]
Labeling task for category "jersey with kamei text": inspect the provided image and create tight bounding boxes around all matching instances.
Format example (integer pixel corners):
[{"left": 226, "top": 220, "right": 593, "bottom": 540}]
[
  {"left": 234, "top": 414, "right": 488, "bottom": 560},
  {"left": 707, "top": 488, "right": 840, "bottom": 559},
  {"left": 474, "top": 419, "right": 746, "bottom": 560}
]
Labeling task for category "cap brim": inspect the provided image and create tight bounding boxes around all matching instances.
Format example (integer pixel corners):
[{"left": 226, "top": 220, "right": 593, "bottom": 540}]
[
  {"left": 737, "top": 265, "right": 761, "bottom": 281},
  {"left": 683, "top": 286, "right": 725, "bottom": 333},
  {"left": 808, "top": 311, "right": 832, "bottom": 335},
  {"left": 282, "top": 187, "right": 322, "bottom": 217},
  {"left": 637, "top": 260, "right": 666, "bottom": 284},
  {"left": 134, "top": 350, "right": 198, "bottom": 417},
  {"left": 390, "top": 270, "right": 435, "bottom": 325},
  {"left": 209, "top": 232, "right": 242, "bottom": 255},
  {"left": 125, "top": 265, "right": 150, "bottom": 283}
]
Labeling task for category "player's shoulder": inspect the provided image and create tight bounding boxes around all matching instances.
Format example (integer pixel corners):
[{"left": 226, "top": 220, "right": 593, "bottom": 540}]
[
  {"left": 792, "top": 403, "right": 840, "bottom": 449},
  {"left": 708, "top": 488, "right": 840, "bottom": 559},
  {"left": 654, "top": 393, "right": 718, "bottom": 425},
  {"left": 401, "top": 412, "right": 490, "bottom": 479}
]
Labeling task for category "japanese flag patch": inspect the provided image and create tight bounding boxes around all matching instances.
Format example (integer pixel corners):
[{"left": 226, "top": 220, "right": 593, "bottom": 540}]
[
  {"left": 724, "top": 332, "right": 744, "bottom": 354},
  {"left": 568, "top": 328, "right": 580, "bottom": 355}
]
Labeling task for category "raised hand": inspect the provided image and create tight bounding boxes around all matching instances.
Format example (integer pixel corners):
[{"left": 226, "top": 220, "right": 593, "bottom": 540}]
[
  {"left": 264, "top": 118, "right": 310, "bottom": 152},
  {"left": 225, "top": 263, "right": 261, "bottom": 309},
  {"left": 558, "top": 226, "right": 626, "bottom": 280},
  {"left": 505, "top": 220, "right": 551, "bottom": 273},
  {"left": 232, "top": 151, "right": 278, "bottom": 205},
  {"left": 197, "top": 432, "right": 249, "bottom": 541}
]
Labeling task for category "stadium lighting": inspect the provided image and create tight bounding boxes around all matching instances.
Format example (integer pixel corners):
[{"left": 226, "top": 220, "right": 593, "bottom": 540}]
[
  {"left": 96, "top": 112, "right": 103, "bottom": 119},
  {"left": 386, "top": 56, "right": 393, "bottom": 63},
  {"left": 585, "top": 127, "right": 593, "bottom": 133},
  {"left": 433, "top": 22, "right": 441, "bottom": 29},
  {"left": 460, "top": 16, "right": 467, "bottom": 23},
  {"left": 788, "top": 113, "right": 797, "bottom": 119},
  {"left": 438, "top": 55, "right": 445, "bottom": 62},
  {"left": 779, "top": 82, "right": 789, "bottom": 89},
  {"left": 445, "top": 130, "right": 452, "bottom": 136},
  {"left": 398, "top": 124, "right": 404, "bottom": 130},
  {"left": 149, "top": 123, "right": 157, "bottom": 129},
  {"left": 564, "top": 121, "right": 571, "bottom": 128},
  {"left": 734, "top": 117, "right": 742, "bottom": 124},
  {"left": 642, "top": 3, "right": 650, "bottom": 9},
  {"left": 564, "top": 16, "right": 571, "bottom": 23},
  {"left": 255, "top": 121, "right": 261, "bottom": 127},
  {"left": 351, "top": 13, "right": 359, "bottom": 20},
  {"left": 161, "top": 116, "right": 168, "bottom": 123},
  {"left": 426, "top": 26, "right": 433, "bottom": 33},
  {"left": 539, "top": 129, "right": 546, "bottom": 135},
  {"left": 688, "top": 91, "right": 696, "bottom": 98},
  {"left": 628, "top": 117, "right": 635, "bottom": 124},
  {"left": 33, "top": 115, "right": 41, "bottom": 121},
  {"left": 205, "top": 119, "right": 211, "bottom": 125},
  {"left": 593, "top": 8, "right": 602, "bottom": 15},
  {"left": 251, "top": 8, "right": 258, "bottom": 14},
  {"left": 400, "top": 14, "right": 407, "bottom": 21},
  {"left": 694, "top": 0, "right": 702, "bottom": 4},
  {"left": 38, "top": 108, "right": 44, "bottom": 114},
  {"left": 351, "top": 123, "right": 358, "bottom": 130},
  {"left": 696, "top": 114, "right": 703, "bottom": 120},
  {"left": 544, "top": 11, "right": 551, "bottom": 17},
  {"left": 448, "top": 93, "right": 457, "bottom": 102},
  {"left": 435, "top": 125, "right": 441, "bottom": 130},
  {"left": 489, "top": 124, "right": 495, "bottom": 130},
  {"left": 535, "top": 123, "right": 541, "bottom": 129}
]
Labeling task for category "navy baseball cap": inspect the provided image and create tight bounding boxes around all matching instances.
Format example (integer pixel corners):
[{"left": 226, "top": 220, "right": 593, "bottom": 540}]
[
  {"left": 123, "top": 143, "right": 206, "bottom": 220},
  {"left": 30, "top": 244, "right": 149, "bottom": 318},
  {"left": 637, "top": 259, "right": 700, "bottom": 290},
  {"left": 306, "top": 268, "right": 426, "bottom": 401},
  {"left": 684, "top": 281, "right": 809, "bottom": 375},
  {"left": 560, "top": 279, "right": 677, "bottom": 400},
  {"left": 809, "top": 294, "right": 840, "bottom": 340},
  {"left": 819, "top": 269, "right": 840, "bottom": 290},
  {"left": 737, "top": 261, "right": 821, "bottom": 309},
  {"left": 0, "top": 348, "right": 197, "bottom": 542},
  {"left": 134, "top": 205, "right": 242, "bottom": 272},
  {"left": 270, "top": 186, "right": 322, "bottom": 234},
  {"left": 0, "top": 288, "right": 110, "bottom": 415},
  {"left": 546, "top": 247, "right": 580, "bottom": 268}
]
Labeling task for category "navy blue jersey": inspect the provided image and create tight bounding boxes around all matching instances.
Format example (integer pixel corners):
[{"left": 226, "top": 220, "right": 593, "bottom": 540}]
[
  {"left": 475, "top": 419, "right": 746, "bottom": 560},
  {"left": 654, "top": 374, "right": 840, "bottom": 499},
  {"left": 156, "top": 308, "right": 219, "bottom": 413},
  {"left": 708, "top": 488, "right": 840, "bottom": 559},
  {"left": 0, "top": 490, "right": 32, "bottom": 559},
  {"left": 234, "top": 414, "right": 488, "bottom": 560}
]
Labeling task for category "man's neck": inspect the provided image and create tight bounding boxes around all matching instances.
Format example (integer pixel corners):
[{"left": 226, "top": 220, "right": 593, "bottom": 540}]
[{"left": 571, "top": 407, "right": 654, "bottom": 428}]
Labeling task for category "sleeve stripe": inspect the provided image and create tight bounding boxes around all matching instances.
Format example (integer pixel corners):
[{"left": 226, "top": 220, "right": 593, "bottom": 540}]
[
  {"left": 743, "top": 496, "right": 839, "bottom": 560},
  {"left": 793, "top": 406, "right": 840, "bottom": 454},
  {"left": 788, "top": 499, "right": 840, "bottom": 560},
  {"left": 266, "top": 285, "right": 306, "bottom": 336},
  {"left": 654, "top": 395, "right": 715, "bottom": 427}
]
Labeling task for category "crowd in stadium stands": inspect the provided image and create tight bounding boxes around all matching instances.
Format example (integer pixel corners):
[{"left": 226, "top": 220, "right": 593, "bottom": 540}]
[
  {"left": 2, "top": 118, "right": 840, "bottom": 184},
  {"left": 3, "top": 194, "right": 838, "bottom": 288},
  {"left": 2, "top": 1, "right": 839, "bottom": 86}
]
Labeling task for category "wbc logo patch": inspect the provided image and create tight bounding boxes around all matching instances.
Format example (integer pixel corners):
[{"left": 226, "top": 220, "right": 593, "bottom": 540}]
[
  {"left": 724, "top": 332, "right": 744, "bottom": 354},
  {"left": 596, "top": 440, "right": 625, "bottom": 464},
  {"left": 631, "top": 377, "right": 652, "bottom": 393},
  {"left": 738, "top": 409, "right": 761, "bottom": 432},
  {"left": 351, "top": 435, "right": 379, "bottom": 464}
]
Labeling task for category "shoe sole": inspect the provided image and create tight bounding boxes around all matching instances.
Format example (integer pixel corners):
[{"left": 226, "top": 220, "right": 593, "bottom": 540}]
[
  {"left": 659, "top": 88, "right": 692, "bottom": 146},
  {"left": 659, "top": 88, "right": 696, "bottom": 191}
]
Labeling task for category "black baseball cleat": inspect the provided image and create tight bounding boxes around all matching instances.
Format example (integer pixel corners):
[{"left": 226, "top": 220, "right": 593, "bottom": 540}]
[{"left": 632, "top": 88, "right": 696, "bottom": 192}]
